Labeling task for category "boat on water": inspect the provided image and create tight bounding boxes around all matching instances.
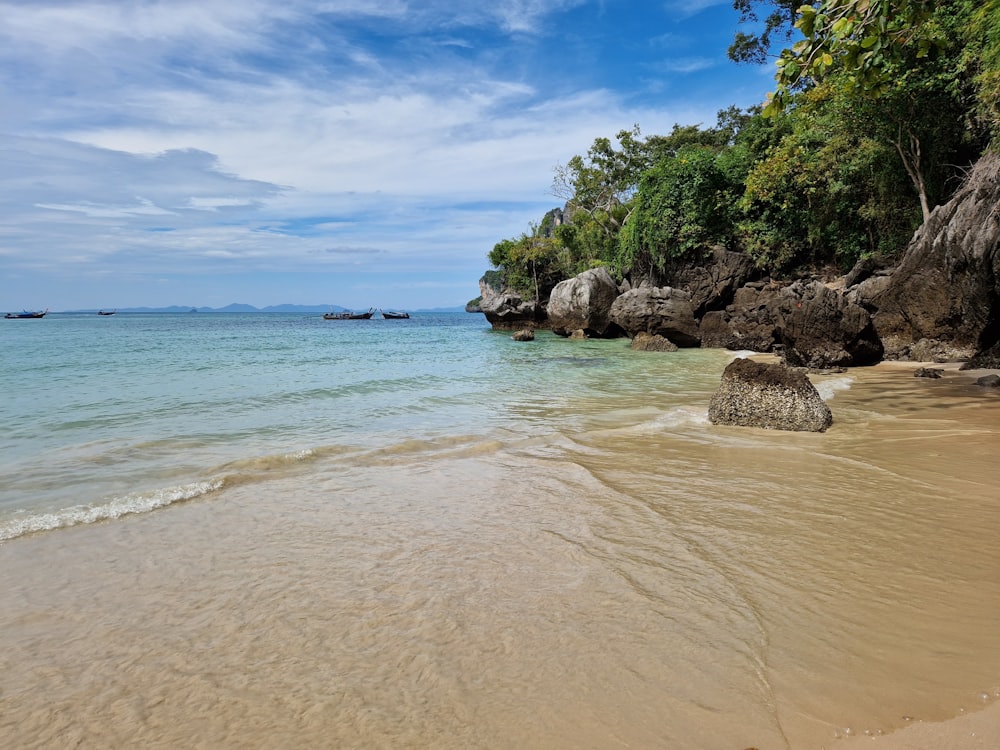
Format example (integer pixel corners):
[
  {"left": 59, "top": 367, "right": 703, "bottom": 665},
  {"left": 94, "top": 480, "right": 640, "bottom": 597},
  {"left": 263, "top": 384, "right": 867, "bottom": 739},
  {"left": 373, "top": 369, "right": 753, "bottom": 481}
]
[
  {"left": 323, "top": 308, "right": 375, "bottom": 320},
  {"left": 98, "top": 310, "right": 116, "bottom": 316},
  {"left": 380, "top": 310, "right": 410, "bottom": 319},
  {"left": 4, "top": 309, "right": 48, "bottom": 319}
]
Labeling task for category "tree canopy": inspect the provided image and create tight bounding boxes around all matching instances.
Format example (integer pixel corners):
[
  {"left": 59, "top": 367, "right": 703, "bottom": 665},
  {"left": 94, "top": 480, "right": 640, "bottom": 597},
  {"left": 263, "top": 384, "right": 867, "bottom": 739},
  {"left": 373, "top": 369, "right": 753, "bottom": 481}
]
[{"left": 485, "top": 0, "right": 997, "bottom": 300}]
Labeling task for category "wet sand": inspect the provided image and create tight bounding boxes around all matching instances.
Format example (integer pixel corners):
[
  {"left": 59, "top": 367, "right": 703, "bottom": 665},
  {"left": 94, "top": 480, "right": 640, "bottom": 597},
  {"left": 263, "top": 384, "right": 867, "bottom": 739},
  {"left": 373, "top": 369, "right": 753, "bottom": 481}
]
[
  {"left": 835, "top": 360, "right": 1000, "bottom": 750},
  {"left": 839, "top": 699, "right": 1000, "bottom": 749},
  {"left": 1, "top": 357, "right": 998, "bottom": 749}
]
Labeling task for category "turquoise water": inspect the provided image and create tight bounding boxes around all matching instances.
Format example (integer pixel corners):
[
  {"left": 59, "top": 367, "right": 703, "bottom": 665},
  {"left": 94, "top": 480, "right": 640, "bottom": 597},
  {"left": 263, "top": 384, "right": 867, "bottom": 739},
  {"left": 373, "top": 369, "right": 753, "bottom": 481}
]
[
  {"left": 0, "top": 311, "right": 733, "bottom": 540},
  {"left": 3, "top": 311, "right": 999, "bottom": 749}
]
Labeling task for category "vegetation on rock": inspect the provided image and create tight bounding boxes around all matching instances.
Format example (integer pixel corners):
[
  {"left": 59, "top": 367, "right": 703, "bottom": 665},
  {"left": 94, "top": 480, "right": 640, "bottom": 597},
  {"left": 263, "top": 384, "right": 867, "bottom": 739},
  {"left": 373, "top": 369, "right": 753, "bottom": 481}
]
[{"left": 484, "top": 0, "right": 997, "bottom": 299}]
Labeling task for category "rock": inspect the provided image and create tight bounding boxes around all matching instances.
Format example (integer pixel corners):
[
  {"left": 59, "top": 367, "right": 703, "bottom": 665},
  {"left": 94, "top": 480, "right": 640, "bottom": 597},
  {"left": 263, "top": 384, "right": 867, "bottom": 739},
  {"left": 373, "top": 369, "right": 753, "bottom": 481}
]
[
  {"left": 961, "top": 340, "right": 1000, "bottom": 370},
  {"left": 609, "top": 286, "right": 701, "bottom": 347},
  {"left": 670, "top": 246, "right": 759, "bottom": 317},
  {"left": 976, "top": 374, "right": 1000, "bottom": 387},
  {"left": 546, "top": 267, "right": 623, "bottom": 337},
  {"left": 477, "top": 272, "right": 546, "bottom": 331},
  {"left": 698, "top": 310, "right": 734, "bottom": 349},
  {"left": 708, "top": 358, "right": 833, "bottom": 432},
  {"left": 843, "top": 254, "right": 892, "bottom": 289},
  {"left": 630, "top": 331, "right": 678, "bottom": 352},
  {"left": 913, "top": 367, "right": 943, "bottom": 378},
  {"left": 778, "top": 281, "right": 883, "bottom": 368},
  {"left": 872, "top": 151, "right": 1000, "bottom": 356},
  {"left": 717, "top": 283, "right": 784, "bottom": 352},
  {"left": 569, "top": 329, "right": 587, "bottom": 339},
  {"left": 511, "top": 328, "right": 535, "bottom": 341}
]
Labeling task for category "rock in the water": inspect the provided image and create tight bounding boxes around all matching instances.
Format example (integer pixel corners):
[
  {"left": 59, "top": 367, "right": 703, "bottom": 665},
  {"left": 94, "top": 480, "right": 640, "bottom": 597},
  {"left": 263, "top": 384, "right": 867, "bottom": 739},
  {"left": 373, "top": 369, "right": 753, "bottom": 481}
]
[
  {"left": 511, "top": 328, "right": 535, "bottom": 341},
  {"left": 630, "top": 331, "right": 678, "bottom": 352},
  {"left": 976, "top": 373, "right": 1000, "bottom": 387},
  {"left": 708, "top": 358, "right": 833, "bottom": 432},
  {"left": 913, "top": 367, "right": 943, "bottom": 378}
]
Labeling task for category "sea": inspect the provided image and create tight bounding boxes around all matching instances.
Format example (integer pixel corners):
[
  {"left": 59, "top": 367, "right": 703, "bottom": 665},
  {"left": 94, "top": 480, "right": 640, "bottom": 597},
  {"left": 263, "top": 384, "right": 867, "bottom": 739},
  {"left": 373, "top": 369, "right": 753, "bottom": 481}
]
[{"left": 1, "top": 311, "right": 998, "bottom": 749}]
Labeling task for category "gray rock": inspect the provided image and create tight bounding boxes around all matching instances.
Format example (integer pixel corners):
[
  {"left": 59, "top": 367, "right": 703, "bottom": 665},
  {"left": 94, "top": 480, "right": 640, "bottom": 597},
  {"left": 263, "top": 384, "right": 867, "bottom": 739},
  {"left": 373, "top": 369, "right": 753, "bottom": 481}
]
[
  {"left": 511, "top": 328, "right": 535, "bottom": 341},
  {"left": 547, "top": 267, "right": 622, "bottom": 337},
  {"left": 609, "top": 286, "right": 701, "bottom": 347},
  {"left": 477, "top": 273, "right": 545, "bottom": 331},
  {"left": 708, "top": 358, "right": 833, "bottom": 432},
  {"left": 779, "top": 281, "right": 883, "bottom": 368},
  {"left": 913, "top": 367, "right": 943, "bottom": 378},
  {"left": 630, "top": 331, "right": 678, "bottom": 352},
  {"left": 872, "top": 151, "right": 1000, "bottom": 354},
  {"left": 976, "top": 374, "right": 1000, "bottom": 387}
]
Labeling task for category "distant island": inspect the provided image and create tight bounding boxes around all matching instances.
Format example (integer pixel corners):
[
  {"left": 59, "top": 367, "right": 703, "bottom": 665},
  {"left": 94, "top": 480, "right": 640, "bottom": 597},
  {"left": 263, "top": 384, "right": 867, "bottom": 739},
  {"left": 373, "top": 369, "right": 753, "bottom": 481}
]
[{"left": 58, "top": 304, "right": 469, "bottom": 314}]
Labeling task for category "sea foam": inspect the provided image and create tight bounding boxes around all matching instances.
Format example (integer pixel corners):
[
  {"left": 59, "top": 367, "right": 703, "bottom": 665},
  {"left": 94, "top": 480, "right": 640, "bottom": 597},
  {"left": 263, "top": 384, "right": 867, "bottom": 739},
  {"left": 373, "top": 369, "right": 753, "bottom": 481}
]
[{"left": 0, "top": 480, "right": 223, "bottom": 542}]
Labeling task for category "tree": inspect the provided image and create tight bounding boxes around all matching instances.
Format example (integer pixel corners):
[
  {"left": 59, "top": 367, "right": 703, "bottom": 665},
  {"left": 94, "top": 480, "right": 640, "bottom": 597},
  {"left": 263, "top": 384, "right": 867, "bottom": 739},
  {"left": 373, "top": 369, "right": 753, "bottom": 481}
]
[
  {"left": 729, "top": 0, "right": 802, "bottom": 64},
  {"left": 765, "top": 1, "right": 983, "bottom": 222},
  {"left": 551, "top": 125, "right": 650, "bottom": 240},
  {"left": 618, "top": 145, "right": 735, "bottom": 279}
]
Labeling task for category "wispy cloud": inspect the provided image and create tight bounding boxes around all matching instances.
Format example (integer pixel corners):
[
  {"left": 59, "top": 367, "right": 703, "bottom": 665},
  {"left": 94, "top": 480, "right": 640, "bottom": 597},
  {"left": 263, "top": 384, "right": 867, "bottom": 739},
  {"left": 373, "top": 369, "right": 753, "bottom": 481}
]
[{"left": 0, "top": 0, "right": 766, "bottom": 308}]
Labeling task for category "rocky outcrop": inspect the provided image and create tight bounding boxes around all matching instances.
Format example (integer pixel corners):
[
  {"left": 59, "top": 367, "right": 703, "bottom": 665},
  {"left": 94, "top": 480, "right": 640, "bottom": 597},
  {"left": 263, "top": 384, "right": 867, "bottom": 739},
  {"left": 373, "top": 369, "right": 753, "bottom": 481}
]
[
  {"left": 630, "top": 331, "right": 678, "bottom": 352},
  {"left": 670, "top": 246, "right": 760, "bottom": 317},
  {"left": 546, "top": 267, "right": 623, "bottom": 338},
  {"left": 708, "top": 358, "right": 833, "bottom": 432},
  {"left": 609, "top": 287, "right": 701, "bottom": 346},
  {"left": 511, "top": 329, "right": 535, "bottom": 341},
  {"left": 871, "top": 151, "right": 1000, "bottom": 359},
  {"left": 778, "top": 281, "right": 884, "bottom": 368},
  {"left": 710, "top": 282, "right": 784, "bottom": 352},
  {"left": 477, "top": 272, "right": 546, "bottom": 331}
]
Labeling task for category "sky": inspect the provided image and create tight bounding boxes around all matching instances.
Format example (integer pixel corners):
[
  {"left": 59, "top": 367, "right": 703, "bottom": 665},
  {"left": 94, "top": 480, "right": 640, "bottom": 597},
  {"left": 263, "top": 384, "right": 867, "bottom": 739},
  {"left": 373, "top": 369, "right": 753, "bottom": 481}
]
[{"left": 0, "top": 0, "right": 780, "bottom": 311}]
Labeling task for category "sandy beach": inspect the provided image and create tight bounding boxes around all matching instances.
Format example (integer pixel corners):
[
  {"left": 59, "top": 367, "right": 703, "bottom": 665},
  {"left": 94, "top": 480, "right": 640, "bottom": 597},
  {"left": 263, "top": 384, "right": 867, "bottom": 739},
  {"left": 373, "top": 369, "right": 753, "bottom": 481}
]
[
  {"left": 2, "top": 343, "right": 998, "bottom": 749},
  {"left": 837, "top": 698, "right": 1000, "bottom": 749}
]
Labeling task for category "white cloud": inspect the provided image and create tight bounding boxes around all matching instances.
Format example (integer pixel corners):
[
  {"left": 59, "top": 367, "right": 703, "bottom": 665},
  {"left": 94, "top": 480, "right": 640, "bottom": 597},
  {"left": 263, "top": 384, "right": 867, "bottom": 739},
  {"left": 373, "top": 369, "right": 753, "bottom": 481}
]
[{"left": 0, "top": 0, "right": 762, "bottom": 308}]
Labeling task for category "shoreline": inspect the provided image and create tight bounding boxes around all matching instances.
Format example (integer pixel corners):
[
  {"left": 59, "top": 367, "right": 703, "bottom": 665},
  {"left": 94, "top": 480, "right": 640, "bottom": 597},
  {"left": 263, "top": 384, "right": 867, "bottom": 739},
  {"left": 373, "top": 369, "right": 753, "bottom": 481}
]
[{"left": 837, "top": 698, "right": 1000, "bottom": 749}]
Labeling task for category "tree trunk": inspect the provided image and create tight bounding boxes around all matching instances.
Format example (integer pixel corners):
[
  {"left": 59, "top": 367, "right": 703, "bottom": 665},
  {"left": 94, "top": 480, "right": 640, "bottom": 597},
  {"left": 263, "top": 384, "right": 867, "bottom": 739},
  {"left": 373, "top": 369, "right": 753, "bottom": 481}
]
[{"left": 894, "top": 124, "right": 931, "bottom": 224}]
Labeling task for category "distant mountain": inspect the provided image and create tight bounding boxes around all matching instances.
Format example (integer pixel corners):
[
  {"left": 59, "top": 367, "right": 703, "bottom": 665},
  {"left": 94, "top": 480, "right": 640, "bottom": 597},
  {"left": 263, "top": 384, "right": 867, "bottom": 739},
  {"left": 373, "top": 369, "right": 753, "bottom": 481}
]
[{"left": 57, "top": 303, "right": 472, "bottom": 314}]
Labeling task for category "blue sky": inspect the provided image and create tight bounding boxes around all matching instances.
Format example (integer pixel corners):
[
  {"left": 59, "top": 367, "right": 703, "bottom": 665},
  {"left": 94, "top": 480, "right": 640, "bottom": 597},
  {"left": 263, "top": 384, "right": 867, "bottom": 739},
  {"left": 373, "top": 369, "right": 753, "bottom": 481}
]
[{"left": 1, "top": 0, "right": 779, "bottom": 311}]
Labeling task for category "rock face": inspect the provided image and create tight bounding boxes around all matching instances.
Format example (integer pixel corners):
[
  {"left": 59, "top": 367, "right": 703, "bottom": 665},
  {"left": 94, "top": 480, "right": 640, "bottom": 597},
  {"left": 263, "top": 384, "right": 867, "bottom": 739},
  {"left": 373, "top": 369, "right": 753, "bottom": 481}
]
[
  {"left": 546, "top": 267, "right": 623, "bottom": 337},
  {"left": 609, "top": 287, "right": 701, "bottom": 346},
  {"left": 778, "top": 281, "right": 884, "bottom": 368},
  {"left": 872, "top": 151, "right": 1000, "bottom": 359},
  {"left": 477, "top": 272, "right": 545, "bottom": 331},
  {"left": 711, "top": 282, "right": 784, "bottom": 352},
  {"left": 708, "top": 358, "right": 833, "bottom": 432},
  {"left": 670, "top": 246, "right": 759, "bottom": 317}
]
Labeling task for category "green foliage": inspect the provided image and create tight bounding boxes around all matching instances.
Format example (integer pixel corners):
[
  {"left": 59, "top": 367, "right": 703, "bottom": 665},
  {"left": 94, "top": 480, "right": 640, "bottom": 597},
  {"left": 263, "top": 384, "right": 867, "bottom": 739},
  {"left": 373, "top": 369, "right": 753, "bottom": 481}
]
[
  {"left": 766, "top": 0, "right": 943, "bottom": 115},
  {"left": 738, "top": 80, "right": 922, "bottom": 270},
  {"left": 617, "top": 146, "right": 735, "bottom": 277},
  {"left": 487, "top": 225, "right": 583, "bottom": 304},
  {"left": 963, "top": 0, "right": 1000, "bottom": 141},
  {"left": 729, "top": 1, "right": 803, "bottom": 64},
  {"left": 485, "top": 0, "right": 995, "bottom": 296}
]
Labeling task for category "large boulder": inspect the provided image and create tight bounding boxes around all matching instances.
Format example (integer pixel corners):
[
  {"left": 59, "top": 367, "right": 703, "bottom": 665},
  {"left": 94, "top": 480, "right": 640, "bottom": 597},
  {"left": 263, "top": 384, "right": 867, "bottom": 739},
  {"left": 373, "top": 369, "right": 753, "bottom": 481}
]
[
  {"left": 609, "top": 287, "right": 701, "bottom": 347},
  {"left": 708, "top": 358, "right": 833, "bottom": 432},
  {"left": 546, "top": 267, "right": 623, "bottom": 338},
  {"left": 871, "top": 151, "right": 1000, "bottom": 359},
  {"left": 778, "top": 281, "right": 884, "bottom": 368},
  {"left": 477, "top": 272, "right": 546, "bottom": 331}
]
